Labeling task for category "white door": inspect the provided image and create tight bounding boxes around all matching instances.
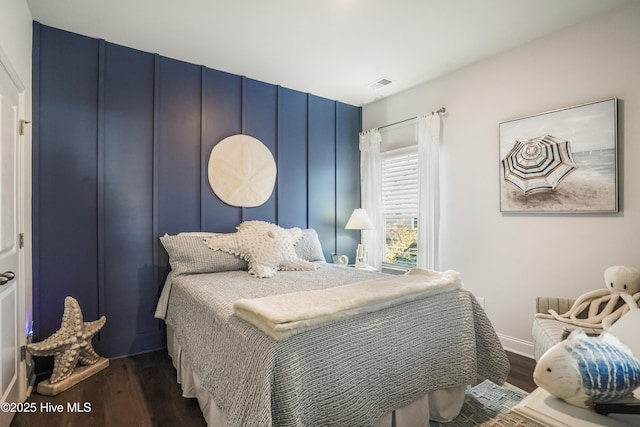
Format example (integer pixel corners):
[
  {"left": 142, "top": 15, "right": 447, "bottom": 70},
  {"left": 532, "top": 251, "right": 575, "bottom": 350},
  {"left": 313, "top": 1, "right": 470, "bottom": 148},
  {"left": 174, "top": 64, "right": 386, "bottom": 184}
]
[{"left": 0, "top": 56, "right": 23, "bottom": 427}]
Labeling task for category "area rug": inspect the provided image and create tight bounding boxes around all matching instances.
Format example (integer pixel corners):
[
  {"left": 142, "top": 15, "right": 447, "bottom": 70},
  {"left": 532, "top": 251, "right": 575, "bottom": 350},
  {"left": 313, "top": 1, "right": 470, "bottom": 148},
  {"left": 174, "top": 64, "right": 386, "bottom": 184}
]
[{"left": 430, "top": 380, "right": 545, "bottom": 426}]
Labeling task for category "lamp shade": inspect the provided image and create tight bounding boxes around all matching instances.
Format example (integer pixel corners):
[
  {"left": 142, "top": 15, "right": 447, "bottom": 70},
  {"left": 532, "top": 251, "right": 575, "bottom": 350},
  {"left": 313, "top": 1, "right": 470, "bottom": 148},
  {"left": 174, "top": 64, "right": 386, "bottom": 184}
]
[{"left": 345, "top": 208, "right": 374, "bottom": 230}]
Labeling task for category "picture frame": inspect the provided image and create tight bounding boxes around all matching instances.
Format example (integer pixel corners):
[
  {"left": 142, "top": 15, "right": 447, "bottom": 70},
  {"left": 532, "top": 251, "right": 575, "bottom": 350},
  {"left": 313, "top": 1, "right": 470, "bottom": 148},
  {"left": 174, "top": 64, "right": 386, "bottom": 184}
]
[{"left": 499, "top": 98, "right": 618, "bottom": 213}]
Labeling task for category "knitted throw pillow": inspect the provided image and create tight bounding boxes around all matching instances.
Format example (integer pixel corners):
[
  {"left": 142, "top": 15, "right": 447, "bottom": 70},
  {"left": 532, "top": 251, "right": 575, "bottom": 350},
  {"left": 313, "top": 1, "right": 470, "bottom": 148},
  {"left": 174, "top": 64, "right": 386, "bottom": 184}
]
[
  {"left": 160, "top": 234, "right": 247, "bottom": 276},
  {"left": 204, "top": 221, "right": 317, "bottom": 278}
]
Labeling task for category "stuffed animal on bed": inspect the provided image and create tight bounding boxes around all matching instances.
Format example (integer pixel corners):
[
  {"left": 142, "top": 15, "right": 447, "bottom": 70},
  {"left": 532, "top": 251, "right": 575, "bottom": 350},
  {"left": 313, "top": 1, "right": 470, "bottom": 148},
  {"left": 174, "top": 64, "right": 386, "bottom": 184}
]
[
  {"left": 204, "top": 221, "right": 317, "bottom": 278},
  {"left": 537, "top": 265, "right": 640, "bottom": 330}
]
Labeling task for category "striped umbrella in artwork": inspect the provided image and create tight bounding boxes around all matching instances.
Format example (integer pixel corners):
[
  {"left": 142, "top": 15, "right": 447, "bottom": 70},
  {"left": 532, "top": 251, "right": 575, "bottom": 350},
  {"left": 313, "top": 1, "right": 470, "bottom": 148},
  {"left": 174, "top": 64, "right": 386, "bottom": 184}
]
[{"left": 501, "top": 134, "right": 577, "bottom": 194}]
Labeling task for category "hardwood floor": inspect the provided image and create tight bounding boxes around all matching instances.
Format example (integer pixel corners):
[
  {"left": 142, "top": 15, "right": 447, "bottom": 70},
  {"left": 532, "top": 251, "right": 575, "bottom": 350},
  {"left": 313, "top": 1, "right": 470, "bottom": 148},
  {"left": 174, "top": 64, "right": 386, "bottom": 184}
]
[
  {"left": 505, "top": 351, "right": 537, "bottom": 393},
  {"left": 11, "top": 350, "right": 536, "bottom": 426},
  {"left": 11, "top": 351, "right": 206, "bottom": 427}
]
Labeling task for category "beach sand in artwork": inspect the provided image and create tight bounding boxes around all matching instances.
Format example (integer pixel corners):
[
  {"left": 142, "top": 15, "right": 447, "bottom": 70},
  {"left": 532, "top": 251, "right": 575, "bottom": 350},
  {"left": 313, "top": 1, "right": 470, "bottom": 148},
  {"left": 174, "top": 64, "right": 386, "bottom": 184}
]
[{"left": 501, "top": 175, "right": 616, "bottom": 212}]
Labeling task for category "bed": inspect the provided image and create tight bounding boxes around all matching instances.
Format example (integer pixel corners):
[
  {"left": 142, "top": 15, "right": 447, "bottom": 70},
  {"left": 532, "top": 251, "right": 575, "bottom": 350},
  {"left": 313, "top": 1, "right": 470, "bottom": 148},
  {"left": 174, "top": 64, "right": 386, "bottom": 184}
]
[{"left": 155, "top": 228, "right": 509, "bottom": 426}]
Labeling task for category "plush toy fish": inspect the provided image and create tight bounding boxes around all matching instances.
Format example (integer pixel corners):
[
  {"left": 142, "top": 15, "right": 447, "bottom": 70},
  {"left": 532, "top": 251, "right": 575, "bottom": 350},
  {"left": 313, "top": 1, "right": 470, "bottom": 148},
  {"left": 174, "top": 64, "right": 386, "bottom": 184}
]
[{"left": 533, "top": 329, "right": 640, "bottom": 408}]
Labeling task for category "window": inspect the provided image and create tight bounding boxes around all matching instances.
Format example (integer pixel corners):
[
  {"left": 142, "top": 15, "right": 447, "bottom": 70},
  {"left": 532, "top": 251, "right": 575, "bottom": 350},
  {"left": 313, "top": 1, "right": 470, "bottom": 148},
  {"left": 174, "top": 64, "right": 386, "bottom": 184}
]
[{"left": 381, "top": 146, "right": 418, "bottom": 268}]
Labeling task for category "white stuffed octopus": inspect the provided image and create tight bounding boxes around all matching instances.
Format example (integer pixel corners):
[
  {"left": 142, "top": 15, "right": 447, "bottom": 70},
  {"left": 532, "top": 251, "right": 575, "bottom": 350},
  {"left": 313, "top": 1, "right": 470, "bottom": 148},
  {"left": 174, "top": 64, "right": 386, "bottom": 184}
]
[{"left": 538, "top": 265, "right": 640, "bottom": 330}]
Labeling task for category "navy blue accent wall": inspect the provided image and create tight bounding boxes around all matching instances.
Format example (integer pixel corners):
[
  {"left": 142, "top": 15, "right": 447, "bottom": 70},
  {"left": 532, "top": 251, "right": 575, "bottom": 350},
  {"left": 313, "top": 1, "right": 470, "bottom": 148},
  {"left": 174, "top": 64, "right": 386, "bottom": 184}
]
[
  {"left": 242, "top": 78, "right": 278, "bottom": 223},
  {"left": 32, "top": 23, "right": 362, "bottom": 361},
  {"left": 201, "top": 68, "right": 243, "bottom": 232},
  {"left": 308, "top": 95, "right": 337, "bottom": 261},
  {"left": 102, "top": 42, "right": 156, "bottom": 355},
  {"left": 35, "top": 27, "right": 100, "bottom": 340},
  {"left": 336, "top": 102, "right": 362, "bottom": 255},
  {"left": 277, "top": 88, "right": 309, "bottom": 228}
]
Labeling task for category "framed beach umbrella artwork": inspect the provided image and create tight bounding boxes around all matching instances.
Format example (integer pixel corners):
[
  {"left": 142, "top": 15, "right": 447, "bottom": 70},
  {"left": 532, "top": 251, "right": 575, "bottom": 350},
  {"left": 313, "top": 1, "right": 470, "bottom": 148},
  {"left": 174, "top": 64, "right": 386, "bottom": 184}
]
[{"left": 499, "top": 98, "right": 618, "bottom": 213}]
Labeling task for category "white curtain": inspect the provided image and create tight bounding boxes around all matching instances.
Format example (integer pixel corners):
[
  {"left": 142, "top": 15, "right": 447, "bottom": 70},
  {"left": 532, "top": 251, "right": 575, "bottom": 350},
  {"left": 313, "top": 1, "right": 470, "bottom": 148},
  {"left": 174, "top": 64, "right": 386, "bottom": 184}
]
[
  {"left": 416, "top": 113, "right": 442, "bottom": 270},
  {"left": 359, "top": 129, "right": 383, "bottom": 269}
]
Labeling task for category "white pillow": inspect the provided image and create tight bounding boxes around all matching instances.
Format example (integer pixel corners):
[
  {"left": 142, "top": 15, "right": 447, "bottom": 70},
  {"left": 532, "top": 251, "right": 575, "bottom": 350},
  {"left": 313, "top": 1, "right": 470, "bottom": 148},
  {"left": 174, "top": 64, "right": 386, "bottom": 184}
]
[{"left": 204, "top": 221, "right": 317, "bottom": 278}]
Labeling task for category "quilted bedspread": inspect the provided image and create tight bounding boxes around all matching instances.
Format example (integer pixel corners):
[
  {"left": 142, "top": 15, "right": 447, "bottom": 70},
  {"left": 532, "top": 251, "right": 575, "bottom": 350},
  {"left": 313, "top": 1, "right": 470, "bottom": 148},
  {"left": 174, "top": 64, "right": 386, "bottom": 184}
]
[{"left": 162, "top": 264, "right": 509, "bottom": 427}]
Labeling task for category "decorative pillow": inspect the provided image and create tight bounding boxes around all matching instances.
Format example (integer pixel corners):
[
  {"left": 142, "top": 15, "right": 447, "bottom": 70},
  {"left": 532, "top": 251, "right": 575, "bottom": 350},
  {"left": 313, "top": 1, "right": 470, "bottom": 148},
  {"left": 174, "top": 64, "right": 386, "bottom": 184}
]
[
  {"left": 178, "top": 232, "right": 216, "bottom": 237},
  {"left": 294, "top": 229, "right": 326, "bottom": 262},
  {"left": 160, "top": 234, "right": 247, "bottom": 276},
  {"left": 204, "top": 221, "right": 317, "bottom": 278}
]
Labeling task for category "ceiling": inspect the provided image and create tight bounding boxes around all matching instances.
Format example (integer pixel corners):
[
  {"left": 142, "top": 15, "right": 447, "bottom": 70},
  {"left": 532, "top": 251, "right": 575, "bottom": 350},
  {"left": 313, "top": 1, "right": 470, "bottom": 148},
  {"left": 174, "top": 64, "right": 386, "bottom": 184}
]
[{"left": 26, "top": 0, "right": 629, "bottom": 106}]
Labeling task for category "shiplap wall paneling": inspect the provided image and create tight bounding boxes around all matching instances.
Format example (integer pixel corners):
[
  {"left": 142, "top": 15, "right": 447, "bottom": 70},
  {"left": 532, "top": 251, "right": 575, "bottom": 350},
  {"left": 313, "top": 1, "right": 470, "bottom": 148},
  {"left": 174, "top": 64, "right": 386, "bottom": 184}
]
[
  {"left": 201, "top": 68, "right": 242, "bottom": 232},
  {"left": 33, "top": 23, "right": 362, "bottom": 361},
  {"left": 277, "top": 87, "right": 309, "bottom": 229},
  {"left": 35, "top": 26, "right": 100, "bottom": 341},
  {"left": 156, "top": 57, "right": 202, "bottom": 236},
  {"left": 101, "top": 42, "right": 158, "bottom": 355},
  {"left": 241, "top": 78, "right": 278, "bottom": 223},
  {"left": 308, "top": 95, "right": 337, "bottom": 261},
  {"left": 336, "top": 102, "right": 362, "bottom": 261},
  {"left": 153, "top": 56, "right": 203, "bottom": 327}
]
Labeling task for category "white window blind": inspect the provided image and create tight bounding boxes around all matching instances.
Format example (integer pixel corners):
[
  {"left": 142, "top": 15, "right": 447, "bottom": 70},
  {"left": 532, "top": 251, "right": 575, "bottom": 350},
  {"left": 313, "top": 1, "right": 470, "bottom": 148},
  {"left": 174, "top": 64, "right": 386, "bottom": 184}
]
[{"left": 381, "top": 146, "right": 418, "bottom": 268}]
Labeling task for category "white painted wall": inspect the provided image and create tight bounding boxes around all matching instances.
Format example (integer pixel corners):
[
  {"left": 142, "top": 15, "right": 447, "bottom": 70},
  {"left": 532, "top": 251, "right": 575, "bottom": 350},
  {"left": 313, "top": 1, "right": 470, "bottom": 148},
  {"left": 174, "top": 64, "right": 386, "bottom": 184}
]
[
  {"left": 1, "top": 1, "right": 33, "bottom": 83},
  {"left": 363, "top": 2, "right": 640, "bottom": 357}
]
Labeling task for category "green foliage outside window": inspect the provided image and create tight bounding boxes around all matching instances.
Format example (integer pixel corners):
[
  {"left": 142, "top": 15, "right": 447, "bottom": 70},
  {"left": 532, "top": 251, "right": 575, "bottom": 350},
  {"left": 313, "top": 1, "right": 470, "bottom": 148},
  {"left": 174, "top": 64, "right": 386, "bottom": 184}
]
[{"left": 385, "top": 221, "right": 417, "bottom": 267}]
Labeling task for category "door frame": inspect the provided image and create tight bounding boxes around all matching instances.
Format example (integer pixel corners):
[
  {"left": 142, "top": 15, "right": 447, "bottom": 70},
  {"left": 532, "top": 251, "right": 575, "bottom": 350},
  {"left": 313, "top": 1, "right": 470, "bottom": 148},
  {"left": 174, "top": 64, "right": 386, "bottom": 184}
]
[{"left": 0, "top": 43, "right": 31, "bottom": 403}]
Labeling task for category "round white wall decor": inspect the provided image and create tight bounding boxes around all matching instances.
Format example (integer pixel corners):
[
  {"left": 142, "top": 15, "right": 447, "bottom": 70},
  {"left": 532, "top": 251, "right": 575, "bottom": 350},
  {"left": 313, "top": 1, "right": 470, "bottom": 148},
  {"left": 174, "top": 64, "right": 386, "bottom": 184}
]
[{"left": 207, "top": 134, "right": 277, "bottom": 207}]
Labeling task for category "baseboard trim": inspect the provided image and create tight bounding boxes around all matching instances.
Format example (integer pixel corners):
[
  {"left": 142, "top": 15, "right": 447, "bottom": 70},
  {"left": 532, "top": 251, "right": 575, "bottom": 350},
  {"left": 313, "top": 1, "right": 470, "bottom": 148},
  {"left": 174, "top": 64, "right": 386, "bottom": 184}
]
[{"left": 499, "top": 333, "right": 534, "bottom": 359}]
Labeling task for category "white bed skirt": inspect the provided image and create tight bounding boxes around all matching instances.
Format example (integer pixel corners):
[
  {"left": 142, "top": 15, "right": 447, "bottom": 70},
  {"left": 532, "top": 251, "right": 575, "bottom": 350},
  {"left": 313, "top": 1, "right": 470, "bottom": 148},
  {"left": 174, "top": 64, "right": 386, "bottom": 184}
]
[{"left": 166, "top": 325, "right": 467, "bottom": 426}]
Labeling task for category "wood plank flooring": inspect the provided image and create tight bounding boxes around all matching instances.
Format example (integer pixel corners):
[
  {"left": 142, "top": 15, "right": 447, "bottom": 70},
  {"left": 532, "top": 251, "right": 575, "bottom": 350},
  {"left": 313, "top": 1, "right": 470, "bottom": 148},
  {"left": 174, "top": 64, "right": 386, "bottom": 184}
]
[
  {"left": 505, "top": 351, "right": 537, "bottom": 393},
  {"left": 11, "top": 351, "right": 206, "bottom": 427},
  {"left": 11, "top": 350, "right": 536, "bottom": 426}
]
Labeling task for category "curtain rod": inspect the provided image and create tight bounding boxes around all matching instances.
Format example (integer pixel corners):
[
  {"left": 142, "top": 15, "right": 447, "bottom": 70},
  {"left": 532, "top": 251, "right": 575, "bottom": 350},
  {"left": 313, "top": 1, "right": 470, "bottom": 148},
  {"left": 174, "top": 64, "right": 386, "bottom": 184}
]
[{"left": 378, "top": 107, "right": 446, "bottom": 130}]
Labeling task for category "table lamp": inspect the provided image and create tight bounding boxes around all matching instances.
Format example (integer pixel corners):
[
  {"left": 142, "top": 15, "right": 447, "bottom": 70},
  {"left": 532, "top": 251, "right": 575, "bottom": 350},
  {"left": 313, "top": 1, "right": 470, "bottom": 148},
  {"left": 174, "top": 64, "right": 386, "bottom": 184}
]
[{"left": 345, "top": 208, "right": 374, "bottom": 268}]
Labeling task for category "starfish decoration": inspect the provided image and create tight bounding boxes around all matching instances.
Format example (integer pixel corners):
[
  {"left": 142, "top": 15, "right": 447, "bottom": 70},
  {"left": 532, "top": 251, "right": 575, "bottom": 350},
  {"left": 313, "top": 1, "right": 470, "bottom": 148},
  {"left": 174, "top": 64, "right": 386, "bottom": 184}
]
[{"left": 27, "top": 296, "right": 106, "bottom": 384}]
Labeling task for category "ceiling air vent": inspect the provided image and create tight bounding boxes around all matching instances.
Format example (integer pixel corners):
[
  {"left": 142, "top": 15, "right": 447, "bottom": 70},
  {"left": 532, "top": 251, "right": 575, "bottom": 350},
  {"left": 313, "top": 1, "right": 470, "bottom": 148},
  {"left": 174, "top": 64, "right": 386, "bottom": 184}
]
[{"left": 368, "top": 77, "right": 393, "bottom": 89}]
